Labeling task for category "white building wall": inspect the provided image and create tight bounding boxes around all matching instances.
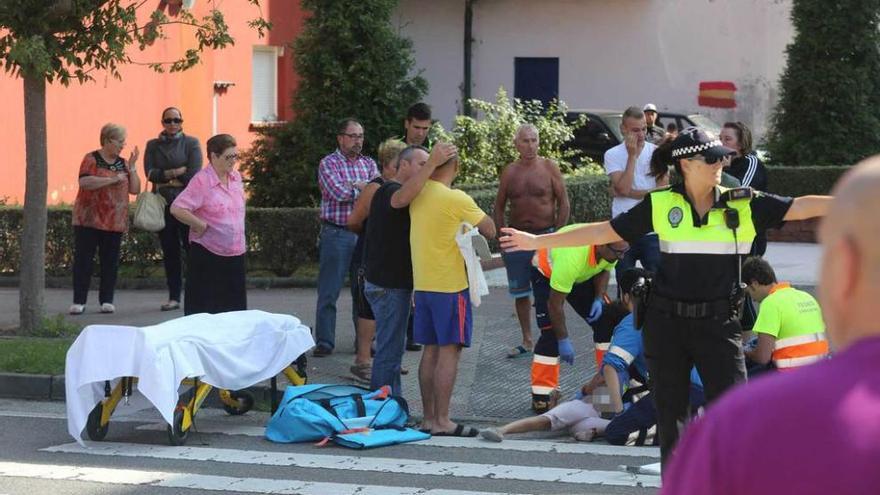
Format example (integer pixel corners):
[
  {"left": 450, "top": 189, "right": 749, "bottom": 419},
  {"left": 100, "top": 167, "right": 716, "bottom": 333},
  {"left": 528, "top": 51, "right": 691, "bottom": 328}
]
[
  {"left": 396, "top": 0, "right": 793, "bottom": 141},
  {"left": 392, "top": 0, "right": 465, "bottom": 128}
]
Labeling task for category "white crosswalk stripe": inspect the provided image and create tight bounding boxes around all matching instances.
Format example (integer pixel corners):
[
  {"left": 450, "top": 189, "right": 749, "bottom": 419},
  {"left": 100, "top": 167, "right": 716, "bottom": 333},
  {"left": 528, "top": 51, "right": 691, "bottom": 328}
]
[
  {"left": 42, "top": 441, "right": 661, "bottom": 488},
  {"left": 0, "top": 462, "right": 534, "bottom": 495}
]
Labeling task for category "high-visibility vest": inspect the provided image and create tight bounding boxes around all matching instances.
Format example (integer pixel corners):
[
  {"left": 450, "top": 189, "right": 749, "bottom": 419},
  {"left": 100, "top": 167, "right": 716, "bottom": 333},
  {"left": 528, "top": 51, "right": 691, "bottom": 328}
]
[
  {"left": 757, "top": 283, "right": 830, "bottom": 370},
  {"left": 772, "top": 332, "right": 829, "bottom": 370},
  {"left": 651, "top": 187, "right": 757, "bottom": 256}
]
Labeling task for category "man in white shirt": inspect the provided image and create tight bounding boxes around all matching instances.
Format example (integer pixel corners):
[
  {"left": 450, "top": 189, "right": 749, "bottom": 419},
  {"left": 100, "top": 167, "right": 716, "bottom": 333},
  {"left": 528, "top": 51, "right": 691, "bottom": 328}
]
[{"left": 603, "top": 106, "right": 669, "bottom": 287}]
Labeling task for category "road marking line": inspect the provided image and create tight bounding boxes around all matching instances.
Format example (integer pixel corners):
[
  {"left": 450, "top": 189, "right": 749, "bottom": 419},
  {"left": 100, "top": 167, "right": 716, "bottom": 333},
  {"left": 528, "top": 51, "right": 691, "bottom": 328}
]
[
  {"left": 0, "top": 461, "right": 531, "bottom": 495},
  {"left": 135, "top": 421, "right": 660, "bottom": 458},
  {"left": 42, "top": 442, "right": 661, "bottom": 488}
]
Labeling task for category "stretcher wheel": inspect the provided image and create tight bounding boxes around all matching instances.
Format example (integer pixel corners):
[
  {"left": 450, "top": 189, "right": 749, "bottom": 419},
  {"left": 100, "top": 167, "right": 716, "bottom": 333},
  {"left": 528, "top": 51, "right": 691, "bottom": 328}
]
[
  {"left": 222, "top": 390, "right": 254, "bottom": 416},
  {"left": 86, "top": 403, "right": 108, "bottom": 441},
  {"left": 167, "top": 408, "right": 189, "bottom": 446}
]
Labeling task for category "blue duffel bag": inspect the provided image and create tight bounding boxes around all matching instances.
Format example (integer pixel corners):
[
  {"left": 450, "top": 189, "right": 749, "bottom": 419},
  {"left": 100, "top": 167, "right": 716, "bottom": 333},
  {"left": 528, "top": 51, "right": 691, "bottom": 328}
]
[{"left": 265, "top": 384, "right": 429, "bottom": 448}]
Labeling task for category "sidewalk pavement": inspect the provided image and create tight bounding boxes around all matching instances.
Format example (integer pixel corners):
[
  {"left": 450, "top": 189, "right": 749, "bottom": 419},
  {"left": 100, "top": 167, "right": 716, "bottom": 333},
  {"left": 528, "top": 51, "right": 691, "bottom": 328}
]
[{"left": 0, "top": 242, "right": 821, "bottom": 421}]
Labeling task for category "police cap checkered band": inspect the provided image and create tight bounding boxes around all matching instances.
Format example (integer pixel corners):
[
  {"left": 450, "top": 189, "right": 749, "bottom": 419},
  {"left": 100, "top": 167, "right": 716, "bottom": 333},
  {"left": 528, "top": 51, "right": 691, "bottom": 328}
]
[
  {"left": 670, "top": 126, "right": 735, "bottom": 160},
  {"left": 671, "top": 139, "right": 724, "bottom": 158}
]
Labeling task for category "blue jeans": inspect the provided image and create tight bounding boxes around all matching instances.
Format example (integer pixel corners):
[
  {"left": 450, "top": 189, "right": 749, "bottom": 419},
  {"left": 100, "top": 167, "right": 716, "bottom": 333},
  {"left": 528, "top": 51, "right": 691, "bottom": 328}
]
[
  {"left": 364, "top": 280, "right": 412, "bottom": 397},
  {"left": 615, "top": 233, "right": 660, "bottom": 288},
  {"left": 314, "top": 223, "right": 358, "bottom": 350}
]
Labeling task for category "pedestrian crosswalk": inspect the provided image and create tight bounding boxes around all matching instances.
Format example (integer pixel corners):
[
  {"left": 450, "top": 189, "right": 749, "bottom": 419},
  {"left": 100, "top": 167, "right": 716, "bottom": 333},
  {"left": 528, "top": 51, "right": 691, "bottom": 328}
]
[{"left": 0, "top": 404, "right": 661, "bottom": 494}]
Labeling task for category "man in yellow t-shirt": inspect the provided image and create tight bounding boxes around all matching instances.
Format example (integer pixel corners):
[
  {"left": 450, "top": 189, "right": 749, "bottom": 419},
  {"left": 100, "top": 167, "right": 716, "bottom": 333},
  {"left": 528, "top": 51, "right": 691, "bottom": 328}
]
[
  {"left": 742, "top": 257, "right": 829, "bottom": 373},
  {"left": 409, "top": 156, "right": 496, "bottom": 437}
]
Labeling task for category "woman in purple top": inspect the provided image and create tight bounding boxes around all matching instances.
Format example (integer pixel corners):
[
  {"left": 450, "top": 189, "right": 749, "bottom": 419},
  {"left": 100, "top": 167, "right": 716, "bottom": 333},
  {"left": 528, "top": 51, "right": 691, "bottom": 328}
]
[{"left": 170, "top": 134, "right": 246, "bottom": 315}]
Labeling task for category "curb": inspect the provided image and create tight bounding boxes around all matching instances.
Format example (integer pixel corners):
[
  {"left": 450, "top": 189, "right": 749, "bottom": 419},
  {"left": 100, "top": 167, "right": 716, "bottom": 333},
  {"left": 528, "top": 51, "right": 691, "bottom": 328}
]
[{"left": 0, "top": 372, "right": 66, "bottom": 401}]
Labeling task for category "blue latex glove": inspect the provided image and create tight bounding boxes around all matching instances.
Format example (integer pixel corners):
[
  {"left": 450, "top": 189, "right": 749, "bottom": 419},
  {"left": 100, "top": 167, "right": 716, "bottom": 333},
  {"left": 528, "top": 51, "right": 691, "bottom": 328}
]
[
  {"left": 558, "top": 337, "right": 575, "bottom": 365},
  {"left": 574, "top": 388, "right": 585, "bottom": 400},
  {"left": 586, "top": 298, "right": 603, "bottom": 324}
]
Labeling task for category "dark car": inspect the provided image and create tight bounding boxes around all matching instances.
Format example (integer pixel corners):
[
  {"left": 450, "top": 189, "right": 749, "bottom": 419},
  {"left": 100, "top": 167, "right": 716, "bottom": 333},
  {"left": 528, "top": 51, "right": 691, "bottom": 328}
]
[
  {"left": 564, "top": 109, "right": 623, "bottom": 164},
  {"left": 565, "top": 109, "right": 723, "bottom": 164}
]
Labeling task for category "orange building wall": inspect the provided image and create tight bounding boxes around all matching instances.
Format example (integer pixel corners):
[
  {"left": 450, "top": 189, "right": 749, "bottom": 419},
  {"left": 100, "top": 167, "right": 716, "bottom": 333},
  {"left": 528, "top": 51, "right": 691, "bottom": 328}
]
[{"left": 0, "top": 0, "right": 303, "bottom": 205}]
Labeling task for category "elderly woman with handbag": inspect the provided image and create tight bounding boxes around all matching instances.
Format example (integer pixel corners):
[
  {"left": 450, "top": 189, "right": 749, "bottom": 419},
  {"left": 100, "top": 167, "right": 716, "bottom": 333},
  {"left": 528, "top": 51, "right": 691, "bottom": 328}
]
[
  {"left": 69, "top": 123, "right": 141, "bottom": 315},
  {"left": 170, "top": 134, "right": 246, "bottom": 315},
  {"left": 144, "top": 107, "right": 203, "bottom": 312}
]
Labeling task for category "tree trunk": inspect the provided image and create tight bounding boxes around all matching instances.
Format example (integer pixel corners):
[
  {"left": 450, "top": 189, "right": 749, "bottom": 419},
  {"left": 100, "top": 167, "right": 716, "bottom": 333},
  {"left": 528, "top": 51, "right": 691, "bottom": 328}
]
[{"left": 20, "top": 74, "right": 48, "bottom": 335}]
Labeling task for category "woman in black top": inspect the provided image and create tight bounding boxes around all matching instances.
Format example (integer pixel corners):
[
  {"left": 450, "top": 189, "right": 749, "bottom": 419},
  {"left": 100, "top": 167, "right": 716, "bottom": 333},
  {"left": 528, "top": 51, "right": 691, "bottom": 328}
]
[
  {"left": 720, "top": 122, "right": 768, "bottom": 191},
  {"left": 144, "top": 107, "right": 203, "bottom": 311}
]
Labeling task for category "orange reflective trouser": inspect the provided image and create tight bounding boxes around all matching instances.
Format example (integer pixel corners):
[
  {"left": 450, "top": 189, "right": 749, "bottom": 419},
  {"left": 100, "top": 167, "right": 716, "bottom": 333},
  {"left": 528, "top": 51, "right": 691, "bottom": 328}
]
[{"left": 530, "top": 276, "right": 617, "bottom": 398}]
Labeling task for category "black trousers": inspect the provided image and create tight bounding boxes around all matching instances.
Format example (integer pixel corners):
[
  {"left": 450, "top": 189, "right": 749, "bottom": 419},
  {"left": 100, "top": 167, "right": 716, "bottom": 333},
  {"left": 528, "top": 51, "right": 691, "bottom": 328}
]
[
  {"left": 158, "top": 205, "right": 190, "bottom": 302},
  {"left": 72, "top": 226, "right": 122, "bottom": 305},
  {"left": 184, "top": 242, "right": 247, "bottom": 315},
  {"left": 642, "top": 306, "right": 746, "bottom": 468}
]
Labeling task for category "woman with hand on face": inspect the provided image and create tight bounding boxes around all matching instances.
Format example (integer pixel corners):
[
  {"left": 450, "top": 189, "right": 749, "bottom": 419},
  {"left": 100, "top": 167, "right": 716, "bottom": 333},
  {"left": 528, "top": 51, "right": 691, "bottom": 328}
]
[
  {"left": 170, "top": 134, "right": 246, "bottom": 316},
  {"left": 70, "top": 123, "right": 141, "bottom": 315},
  {"left": 144, "top": 107, "right": 203, "bottom": 312}
]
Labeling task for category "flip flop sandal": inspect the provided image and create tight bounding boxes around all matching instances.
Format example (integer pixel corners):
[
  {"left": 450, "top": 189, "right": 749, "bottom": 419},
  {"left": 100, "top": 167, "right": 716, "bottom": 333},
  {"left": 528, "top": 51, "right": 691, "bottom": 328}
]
[
  {"left": 507, "top": 345, "right": 532, "bottom": 358},
  {"left": 432, "top": 424, "right": 479, "bottom": 437},
  {"left": 349, "top": 363, "right": 372, "bottom": 382}
]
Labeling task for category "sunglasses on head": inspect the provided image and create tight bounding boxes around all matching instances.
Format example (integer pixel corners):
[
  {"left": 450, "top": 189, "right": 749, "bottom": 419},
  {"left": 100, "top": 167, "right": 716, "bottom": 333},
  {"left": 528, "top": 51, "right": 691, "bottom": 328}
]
[{"left": 162, "top": 118, "right": 184, "bottom": 124}]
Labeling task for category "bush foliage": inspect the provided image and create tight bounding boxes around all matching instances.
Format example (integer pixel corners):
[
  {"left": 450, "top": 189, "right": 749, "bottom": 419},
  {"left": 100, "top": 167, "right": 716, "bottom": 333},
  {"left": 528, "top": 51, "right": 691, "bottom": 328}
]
[
  {"left": 433, "top": 87, "right": 591, "bottom": 184},
  {"left": 766, "top": 0, "right": 880, "bottom": 165},
  {"left": 0, "top": 166, "right": 845, "bottom": 277},
  {"left": 242, "top": 0, "right": 427, "bottom": 207}
]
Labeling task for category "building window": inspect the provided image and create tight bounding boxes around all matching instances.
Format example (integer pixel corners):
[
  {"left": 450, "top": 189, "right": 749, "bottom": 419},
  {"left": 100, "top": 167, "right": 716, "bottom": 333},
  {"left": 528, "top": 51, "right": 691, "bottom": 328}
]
[{"left": 252, "top": 46, "right": 279, "bottom": 122}]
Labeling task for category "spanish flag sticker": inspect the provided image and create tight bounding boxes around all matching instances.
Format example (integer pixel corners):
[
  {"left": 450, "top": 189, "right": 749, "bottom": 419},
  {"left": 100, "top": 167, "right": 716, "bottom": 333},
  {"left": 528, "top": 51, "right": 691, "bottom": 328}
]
[{"left": 698, "top": 81, "right": 737, "bottom": 108}]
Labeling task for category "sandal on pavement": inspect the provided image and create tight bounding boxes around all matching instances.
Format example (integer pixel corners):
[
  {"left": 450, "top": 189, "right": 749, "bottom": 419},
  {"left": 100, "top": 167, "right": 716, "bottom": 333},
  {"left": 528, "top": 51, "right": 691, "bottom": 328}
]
[
  {"left": 100, "top": 303, "right": 115, "bottom": 314},
  {"left": 160, "top": 301, "right": 180, "bottom": 311},
  {"left": 350, "top": 363, "right": 372, "bottom": 382},
  {"left": 506, "top": 345, "right": 532, "bottom": 359},
  {"left": 432, "top": 424, "right": 479, "bottom": 437},
  {"left": 69, "top": 304, "right": 85, "bottom": 315}
]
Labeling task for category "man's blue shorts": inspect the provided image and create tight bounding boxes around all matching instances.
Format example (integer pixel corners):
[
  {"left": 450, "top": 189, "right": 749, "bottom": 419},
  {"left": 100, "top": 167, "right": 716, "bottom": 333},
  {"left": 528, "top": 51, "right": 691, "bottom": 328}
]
[
  {"left": 501, "top": 227, "right": 554, "bottom": 299},
  {"left": 413, "top": 289, "right": 472, "bottom": 347}
]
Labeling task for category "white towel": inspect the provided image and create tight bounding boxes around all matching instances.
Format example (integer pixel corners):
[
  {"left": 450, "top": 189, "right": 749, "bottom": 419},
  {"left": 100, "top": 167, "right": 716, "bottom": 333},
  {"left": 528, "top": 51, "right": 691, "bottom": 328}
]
[{"left": 456, "top": 222, "right": 490, "bottom": 307}]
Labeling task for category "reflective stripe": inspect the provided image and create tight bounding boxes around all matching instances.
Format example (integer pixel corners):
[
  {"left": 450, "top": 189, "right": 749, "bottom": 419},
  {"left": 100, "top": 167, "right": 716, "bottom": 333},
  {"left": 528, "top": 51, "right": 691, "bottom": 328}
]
[
  {"left": 531, "top": 385, "right": 556, "bottom": 395},
  {"left": 659, "top": 240, "right": 753, "bottom": 254},
  {"left": 608, "top": 345, "right": 635, "bottom": 365},
  {"left": 775, "top": 332, "right": 826, "bottom": 350},
  {"left": 774, "top": 355, "right": 825, "bottom": 369},
  {"left": 595, "top": 342, "right": 610, "bottom": 351},
  {"left": 532, "top": 354, "right": 559, "bottom": 365}
]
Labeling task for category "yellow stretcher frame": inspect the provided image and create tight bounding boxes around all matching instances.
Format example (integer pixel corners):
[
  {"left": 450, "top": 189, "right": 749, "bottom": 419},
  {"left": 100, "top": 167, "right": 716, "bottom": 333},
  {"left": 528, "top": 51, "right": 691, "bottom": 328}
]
[{"left": 85, "top": 356, "right": 307, "bottom": 446}]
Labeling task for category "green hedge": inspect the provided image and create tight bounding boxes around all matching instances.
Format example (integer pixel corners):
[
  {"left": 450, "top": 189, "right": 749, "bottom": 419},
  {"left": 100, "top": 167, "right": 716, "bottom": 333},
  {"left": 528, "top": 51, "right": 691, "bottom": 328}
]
[
  {"left": 0, "top": 166, "right": 848, "bottom": 277},
  {"left": 0, "top": 207, "right": 320, "bottom": 277}
]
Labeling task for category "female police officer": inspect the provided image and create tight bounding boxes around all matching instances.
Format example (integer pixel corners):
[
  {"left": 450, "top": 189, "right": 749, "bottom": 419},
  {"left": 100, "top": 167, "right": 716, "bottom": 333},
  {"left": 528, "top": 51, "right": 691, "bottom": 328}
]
[{"left": 500, "top": 127, "right": 831, "bottom": 467}]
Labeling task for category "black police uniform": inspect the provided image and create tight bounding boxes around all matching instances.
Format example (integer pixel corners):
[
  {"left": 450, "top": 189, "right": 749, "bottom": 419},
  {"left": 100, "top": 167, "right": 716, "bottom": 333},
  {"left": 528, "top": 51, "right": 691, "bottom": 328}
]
[{"left": 609, "top": 182, "right": 793, "bottom": 465}]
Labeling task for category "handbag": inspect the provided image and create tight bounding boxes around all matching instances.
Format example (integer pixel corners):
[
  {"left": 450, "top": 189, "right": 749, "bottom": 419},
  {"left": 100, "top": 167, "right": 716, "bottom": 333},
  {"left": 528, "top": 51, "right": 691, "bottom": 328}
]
[{"left": 132, "top": 185, "right": 167, "bottom": 232}]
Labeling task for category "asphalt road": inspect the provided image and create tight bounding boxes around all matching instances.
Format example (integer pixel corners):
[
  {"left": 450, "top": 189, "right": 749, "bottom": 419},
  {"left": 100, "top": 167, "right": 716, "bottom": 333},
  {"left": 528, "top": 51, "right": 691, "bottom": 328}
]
[{"left": 0, "top": 398, "right": 659, "bottom": 495}]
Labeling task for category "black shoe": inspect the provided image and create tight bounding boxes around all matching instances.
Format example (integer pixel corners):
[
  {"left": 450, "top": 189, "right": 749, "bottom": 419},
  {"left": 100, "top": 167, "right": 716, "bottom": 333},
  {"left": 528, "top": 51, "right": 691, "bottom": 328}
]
[
  {"left": 406, "top": 341, "right": 422, "bottom": 352},
  {"left": 312, "top": 345, "right": 333, "bottom": 357}
]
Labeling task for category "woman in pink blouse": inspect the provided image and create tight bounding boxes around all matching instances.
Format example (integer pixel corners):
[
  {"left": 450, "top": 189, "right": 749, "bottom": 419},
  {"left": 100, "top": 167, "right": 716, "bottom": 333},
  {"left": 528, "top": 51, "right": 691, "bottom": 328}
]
[{"left": 170, "top": 134, "right": 246, "bottom": 315}]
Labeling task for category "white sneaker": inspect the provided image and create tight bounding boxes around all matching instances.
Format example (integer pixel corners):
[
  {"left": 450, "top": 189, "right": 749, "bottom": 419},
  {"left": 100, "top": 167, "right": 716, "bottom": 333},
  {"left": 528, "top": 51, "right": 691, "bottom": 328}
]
[
  {"left": 100, "top": 303, "right": 115, "bottom": 314},
  {"left": 69, "top": 304, "right": 85, "bottom": 315}
]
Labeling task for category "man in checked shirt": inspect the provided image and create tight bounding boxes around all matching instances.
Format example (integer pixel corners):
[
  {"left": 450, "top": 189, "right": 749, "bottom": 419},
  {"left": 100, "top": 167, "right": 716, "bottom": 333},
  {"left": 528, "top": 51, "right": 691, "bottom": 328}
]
[{"left": 313, "top": 118, "right": 379, "bottom": 357}]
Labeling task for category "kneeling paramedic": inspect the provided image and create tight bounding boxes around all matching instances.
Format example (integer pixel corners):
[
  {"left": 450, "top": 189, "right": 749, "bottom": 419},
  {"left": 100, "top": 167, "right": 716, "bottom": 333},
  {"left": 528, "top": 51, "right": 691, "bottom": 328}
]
[{"left": 529, "top": 223, "right": 629, "bottom": 413}]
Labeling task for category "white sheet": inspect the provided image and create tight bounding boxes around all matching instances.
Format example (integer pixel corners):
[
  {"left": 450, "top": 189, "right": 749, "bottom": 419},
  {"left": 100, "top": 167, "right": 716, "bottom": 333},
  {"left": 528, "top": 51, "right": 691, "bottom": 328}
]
[{"left": 65, "top": 310, "right": 315, "bottom": 444}]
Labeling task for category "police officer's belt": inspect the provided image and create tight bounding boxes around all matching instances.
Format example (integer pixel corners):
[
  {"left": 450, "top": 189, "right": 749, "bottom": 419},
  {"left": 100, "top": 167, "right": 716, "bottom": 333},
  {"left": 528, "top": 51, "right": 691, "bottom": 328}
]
[{"left": 650, "top": 295, "right": 729, "bottom": 319}]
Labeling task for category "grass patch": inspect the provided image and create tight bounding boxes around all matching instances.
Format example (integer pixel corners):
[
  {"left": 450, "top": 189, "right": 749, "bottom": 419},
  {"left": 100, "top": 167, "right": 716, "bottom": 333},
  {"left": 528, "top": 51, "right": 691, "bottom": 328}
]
[{"left": 0, "top": 337, "right": 73, "bottom": 375}]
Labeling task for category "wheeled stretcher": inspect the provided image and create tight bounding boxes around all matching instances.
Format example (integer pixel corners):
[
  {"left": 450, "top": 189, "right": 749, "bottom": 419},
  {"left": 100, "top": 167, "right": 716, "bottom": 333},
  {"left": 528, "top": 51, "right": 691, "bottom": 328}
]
[{"left": 65, "top": 310, "right": 315, "bottom": 446}]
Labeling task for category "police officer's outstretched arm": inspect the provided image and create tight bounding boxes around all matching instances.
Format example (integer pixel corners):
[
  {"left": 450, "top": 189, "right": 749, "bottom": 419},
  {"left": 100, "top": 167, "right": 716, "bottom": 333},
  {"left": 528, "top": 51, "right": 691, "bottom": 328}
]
[
  {"left": 784, "top": 195, "right": 833, "bottom": 221},
  {"left": 500, "top": 221, "right": 623, "bottom": 252}
]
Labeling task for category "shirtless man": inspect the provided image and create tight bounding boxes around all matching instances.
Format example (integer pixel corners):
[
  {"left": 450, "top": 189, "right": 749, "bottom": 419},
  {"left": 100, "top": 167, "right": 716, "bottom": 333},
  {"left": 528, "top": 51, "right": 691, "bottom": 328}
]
[{"left": 494, "top": 124, "right": 570, "bottom": 358}]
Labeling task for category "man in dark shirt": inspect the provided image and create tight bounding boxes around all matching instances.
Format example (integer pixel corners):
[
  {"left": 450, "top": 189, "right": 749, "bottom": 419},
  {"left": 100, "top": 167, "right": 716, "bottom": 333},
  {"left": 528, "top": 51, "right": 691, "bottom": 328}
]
[{"left": 363, "top": 143, "right": 457, "bottom": 396}]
